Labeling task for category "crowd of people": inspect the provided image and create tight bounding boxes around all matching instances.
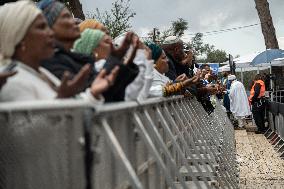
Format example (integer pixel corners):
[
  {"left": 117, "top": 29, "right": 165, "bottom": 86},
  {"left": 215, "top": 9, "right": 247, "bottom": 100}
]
[
  {"left": 0, "top": 0, "right": 268, "bottom": 133},
  {"left": 0, "top": 0, "right": 219, "bottom": 105}
]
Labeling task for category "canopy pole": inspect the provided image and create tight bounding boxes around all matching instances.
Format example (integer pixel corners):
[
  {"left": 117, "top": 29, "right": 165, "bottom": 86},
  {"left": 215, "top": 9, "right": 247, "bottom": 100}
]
[
  {"left": 270, "top": 62, "right": 273, "bottom": 91},
  {"left": 241, "top": 68, "right": 244, "bottom": 83}
]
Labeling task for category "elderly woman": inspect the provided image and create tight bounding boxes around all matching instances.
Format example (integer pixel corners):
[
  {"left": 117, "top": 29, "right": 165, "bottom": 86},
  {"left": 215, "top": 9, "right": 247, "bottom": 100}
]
[
  {"left": 73, "top": 29, "right": 112, "bottom": 72},
  {"left": 0, "top": 0, "right": 117, "bottom": 102},
  {"left": 147, "top": 43, "right": 196, "bottom": 97}
]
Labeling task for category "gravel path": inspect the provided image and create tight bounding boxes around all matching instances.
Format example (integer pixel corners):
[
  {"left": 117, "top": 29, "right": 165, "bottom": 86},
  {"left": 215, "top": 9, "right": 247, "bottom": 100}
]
[{"left": 236, "top": 130, "right": 284, "bottom": 189}]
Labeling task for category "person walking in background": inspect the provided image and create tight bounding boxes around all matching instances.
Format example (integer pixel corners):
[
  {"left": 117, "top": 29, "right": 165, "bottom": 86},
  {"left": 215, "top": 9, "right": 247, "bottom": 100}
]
[
  {"left": 249, "top": 74, "right": 267, "bottom": 134},
  {"left": 228, "top": 75, "right": 251, "bottom": 129}
]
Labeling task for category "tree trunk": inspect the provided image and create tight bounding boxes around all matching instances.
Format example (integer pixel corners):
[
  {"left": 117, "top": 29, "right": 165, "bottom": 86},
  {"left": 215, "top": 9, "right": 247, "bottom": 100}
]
[
  {"left": 66, "top": 0, "right": 85, "bottom": 20},
  {"left": 254, "top": 0, "right": 279, "bottom": 49}
]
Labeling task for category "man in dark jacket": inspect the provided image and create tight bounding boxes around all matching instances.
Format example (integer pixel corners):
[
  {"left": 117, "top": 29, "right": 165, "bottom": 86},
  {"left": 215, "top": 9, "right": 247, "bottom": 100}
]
[{"left": 161, "top": 36, "right": 187, "bottom": 80}]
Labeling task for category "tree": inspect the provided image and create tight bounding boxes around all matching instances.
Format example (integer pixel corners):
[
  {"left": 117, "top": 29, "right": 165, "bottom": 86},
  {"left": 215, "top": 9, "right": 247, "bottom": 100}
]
[
  {"left": 146, "top": 18, "right": 188, "bottom": 44},
  {"left": 147, "top": 28, "right": 173, "bottom": 44},
  {"left": 31, "top": 0, "right": 85, "bottom": 20},
  {"left": 65, "top": 0, "right": 85, "bottom": 20},
  {"left": 205, "top": 49, "right": 227, "bottom": 63},
  {"left": 188, "top": 33, "right": 214, "bottom": 56},
  {"left": 187, "top": 33, "right": 227, "bottom": 63},
  {"left": 254, "top": 0, "right": 279, "bottom": 49},
  {"left": 93, "top": 0, "right": 136, "bottom": 39},
  {"left": 171, "top": 18, "right": 188, "bottom": 37}
]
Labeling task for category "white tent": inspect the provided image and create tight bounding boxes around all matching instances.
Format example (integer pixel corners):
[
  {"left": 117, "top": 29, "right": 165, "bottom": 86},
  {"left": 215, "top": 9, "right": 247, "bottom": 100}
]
[
  {"left": 279, "top": 37, "right": 284, "bottom": 49},
  {"left": 233, "top": 52, "right": 260, "bottom": 68}
]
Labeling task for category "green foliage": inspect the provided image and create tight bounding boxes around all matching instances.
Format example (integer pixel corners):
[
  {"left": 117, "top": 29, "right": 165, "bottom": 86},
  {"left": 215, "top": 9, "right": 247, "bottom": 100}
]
[
  {"left": 188, "top": 33, "right": 214, "bottom": 56},
  {"left": 171, "top": 18, "right": 188, "bottom": 37},
  {"left": 93, "top": 0, "right": 136, "bottom": 39},
  {"left": 188, "top": 32, "right": 227, "bottom": 63},
  {"left": 206, "top": 49, "right": 227, "bottom": 63},
  {"left": 146, "top": 18, "right": 189, "bottom": 44},
  {"left": 147, "top": 28, "right": 173, "bottom": 44}
]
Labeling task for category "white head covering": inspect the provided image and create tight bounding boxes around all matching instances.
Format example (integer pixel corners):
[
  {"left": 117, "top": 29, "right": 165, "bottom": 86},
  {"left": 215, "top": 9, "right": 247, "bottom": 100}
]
[
  {"left": 163, "top": 36, "right": 182, "bottom": 45},
  {"left": 114, "top": 32, "right": 127, "bottom": 47},
  {"left": 0, "top": 0, "right": 41, "bottom": 65},
  {"left": 113, "top": 32, "right": 133, "bottom": 62},
  {"left": 228, "top": 74, "right": 236, "bottom": 81}
]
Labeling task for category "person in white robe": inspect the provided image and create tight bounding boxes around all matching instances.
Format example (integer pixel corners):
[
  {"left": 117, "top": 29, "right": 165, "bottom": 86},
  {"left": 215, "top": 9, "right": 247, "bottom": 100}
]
[{"left": 228, "top": 75, "right": 251, "bottom": 128}]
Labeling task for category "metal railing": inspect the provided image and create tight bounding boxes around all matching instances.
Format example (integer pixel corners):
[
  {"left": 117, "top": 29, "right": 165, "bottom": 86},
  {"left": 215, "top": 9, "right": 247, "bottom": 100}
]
[
  {"left": 270, "top": 90, "right": 284, "bottom": 103},
  {"left": 0, "top": 96, "right": 239, "bottom": 189},
  {"left": 265, "top": 90, "right": 284, "bottom": 158}
]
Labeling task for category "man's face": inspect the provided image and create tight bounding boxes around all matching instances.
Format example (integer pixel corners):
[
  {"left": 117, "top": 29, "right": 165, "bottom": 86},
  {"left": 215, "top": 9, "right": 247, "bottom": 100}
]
[
  {"left": 204, "top": 65, "right": 211, "bottom": 74},
  {"left": 173, "top": 42, "right": 185, "bottom": 62}
]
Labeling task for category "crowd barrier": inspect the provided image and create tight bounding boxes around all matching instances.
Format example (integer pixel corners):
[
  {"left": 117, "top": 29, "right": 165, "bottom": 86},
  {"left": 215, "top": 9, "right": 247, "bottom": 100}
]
[
  {"left": 0, "top": 96, "right": 239, "bottom": 189},
  {"left": 270, "top": 90, "right": 284, "bottom": 103},
  {"left": 265, "top": 94, "right": 284, "bottom": 158}
]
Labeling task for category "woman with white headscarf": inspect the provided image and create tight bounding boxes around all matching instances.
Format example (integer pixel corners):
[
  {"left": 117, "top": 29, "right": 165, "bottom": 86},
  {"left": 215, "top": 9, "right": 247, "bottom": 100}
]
[{"left": 0, "top": 0, "right": 118, "bottom": 102}]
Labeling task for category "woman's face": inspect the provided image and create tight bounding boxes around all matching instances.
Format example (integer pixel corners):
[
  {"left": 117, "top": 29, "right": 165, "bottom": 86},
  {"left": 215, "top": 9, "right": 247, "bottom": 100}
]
[
  {"left": 93, "top": 34, "right": 112, "bottom": 60},
  {"left": 52, "top": 8, "right": 80, "bottom": 41},
  {"left": 21, "top": 14, "right": 54, "bottom": 61},
  {"left": 156, "top": 51, "right": 169, "bottom": 74}
]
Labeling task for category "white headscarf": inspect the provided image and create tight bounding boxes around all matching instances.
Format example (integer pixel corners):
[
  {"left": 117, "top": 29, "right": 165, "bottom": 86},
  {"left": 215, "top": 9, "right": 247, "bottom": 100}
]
[
  {"left": 0, "top": 0, "right": 41, "bottom": 65},
  {"left": 228, "top": 74, "right": 237, "bottom": 81}
]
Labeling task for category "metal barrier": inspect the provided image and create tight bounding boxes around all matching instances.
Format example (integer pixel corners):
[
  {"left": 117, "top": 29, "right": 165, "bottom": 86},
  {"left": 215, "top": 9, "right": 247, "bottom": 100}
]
[
  {"left": 270, "top": 90, "right": 284, "bottom": 103},
  {"left": 265, "top": 98, "right": 284, "bottom": 158},
  {"left": 0, "top": 97, "right": 239, "bottom": 189}
]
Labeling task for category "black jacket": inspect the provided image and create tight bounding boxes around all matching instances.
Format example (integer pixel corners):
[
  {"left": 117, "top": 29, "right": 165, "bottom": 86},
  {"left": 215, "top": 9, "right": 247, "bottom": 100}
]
[
  {"left": 165, "top": 53, "right": 190, "bottom": 80},
  {"left": 41, "top": 44, "right": 96, "bottom": 90},
  {"left": 41, "top": 43, "right": 139, "bottom": 102}
]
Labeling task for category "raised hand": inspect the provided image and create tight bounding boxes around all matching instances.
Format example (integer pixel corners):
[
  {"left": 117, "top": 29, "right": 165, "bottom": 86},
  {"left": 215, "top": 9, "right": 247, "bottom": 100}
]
[
  {"left": 90, "top": 66, "right": 120, "bottom": 98},
  {"left": 57, "top": 64, "right": 92, "bottom": 98},
  {"left": 205, "top": 85, "right": 218, "bottom": 95},
  {"left": 175, "top": 73, "right": 188, "bottom": 82},
  {"left": 191, "top": 75, "right": 200, "bottom": 84},
  {"left": 124, "top": 35, "right": 139, "bottom": 65},
  {"left": 182, "top": 77, "right": 197, "bottom": 87},
  {"left": 111, "top": 32, "right": 134, "bottom": 60}
]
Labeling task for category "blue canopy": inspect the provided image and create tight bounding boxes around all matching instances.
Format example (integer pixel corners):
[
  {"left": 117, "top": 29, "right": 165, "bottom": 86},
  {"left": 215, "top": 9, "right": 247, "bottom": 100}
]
[{"left": 251, "top": 49, "right": 284, "bottom": 66}]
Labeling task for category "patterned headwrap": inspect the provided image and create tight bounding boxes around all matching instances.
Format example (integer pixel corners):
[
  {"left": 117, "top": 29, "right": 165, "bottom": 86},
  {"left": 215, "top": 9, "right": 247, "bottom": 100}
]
[
  {"left": 37, "top": 0, "right": 66, "bottom": 27},
  {"left": 145, "top": 43, "right": 163, "bottom": 63},
  {"left": 73, "top": 29, "right": 105, "bottom": 56}
]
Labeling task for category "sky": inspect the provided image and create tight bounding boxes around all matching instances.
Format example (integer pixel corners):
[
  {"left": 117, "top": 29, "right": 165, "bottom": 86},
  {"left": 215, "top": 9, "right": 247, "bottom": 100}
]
[{"left": 80, "top": 0, "right": 284, "bottom": 57}]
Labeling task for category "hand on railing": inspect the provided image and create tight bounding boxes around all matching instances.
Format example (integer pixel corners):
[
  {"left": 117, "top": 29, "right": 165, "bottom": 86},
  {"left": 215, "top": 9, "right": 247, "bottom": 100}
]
[{"left": 205, "top": 85, "right": 219, "bottom": 95}]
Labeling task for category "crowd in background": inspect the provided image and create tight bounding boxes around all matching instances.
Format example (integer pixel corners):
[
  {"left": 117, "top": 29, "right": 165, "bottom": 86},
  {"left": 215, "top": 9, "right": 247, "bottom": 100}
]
[{"left": 0, "top": 0, "right": 268, "bottom": 133}]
